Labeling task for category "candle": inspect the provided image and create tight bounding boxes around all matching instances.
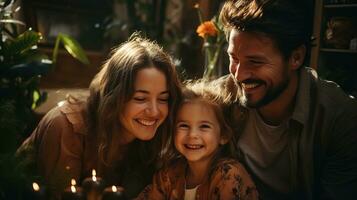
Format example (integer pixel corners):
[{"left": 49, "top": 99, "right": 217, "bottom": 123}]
[
  {"left": 102, "top": 185, "right": 126, "bottom": 200},
  {"left": 62, "top": 179, "right": 84, "bottom": 200},
  {"left": 82, "top": 169, "right": 105, "bottom": 200},
  {"left": 28, "top": 182, "right": 47, "bottom": 200}
]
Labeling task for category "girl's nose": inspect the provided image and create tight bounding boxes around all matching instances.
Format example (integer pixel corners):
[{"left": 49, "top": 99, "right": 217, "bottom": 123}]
[{"left": 187, "top": 128, "right": 199, "bottom": 138}]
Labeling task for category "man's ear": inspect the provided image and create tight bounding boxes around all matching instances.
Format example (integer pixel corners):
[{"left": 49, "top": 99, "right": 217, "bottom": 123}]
[{"left": 289, "top": 45, "right": 306, "bottom": 70}]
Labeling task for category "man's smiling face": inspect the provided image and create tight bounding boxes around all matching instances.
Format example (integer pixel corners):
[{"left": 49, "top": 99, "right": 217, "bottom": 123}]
[{"left": 227, "top": 29, "right": 291, "bottom": 108}]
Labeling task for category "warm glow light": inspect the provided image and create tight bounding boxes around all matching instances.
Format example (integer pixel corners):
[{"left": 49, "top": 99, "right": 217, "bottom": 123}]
[
  {"left": 57, "top": 101, "right": 65, "bottom": 107},
  {"left": 92, "top": 169, "right": 97, "bottom": 181},
  {"left": 71, "top": 179, "right": 76, "bottom": 186},
  {"left": 71, "top": 185, "right": 76, "bottom": 193},
  {"left": 32, "top": 182, "right": 40, "bottom": 191},
  {"left": 112, "top": 185, "right": 117, "bottom": 192}
]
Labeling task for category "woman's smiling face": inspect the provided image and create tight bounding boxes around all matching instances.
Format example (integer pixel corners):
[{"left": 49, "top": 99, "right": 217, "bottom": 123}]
[{"left": 120, "top": 67, "right": 169, "bottom": 143}]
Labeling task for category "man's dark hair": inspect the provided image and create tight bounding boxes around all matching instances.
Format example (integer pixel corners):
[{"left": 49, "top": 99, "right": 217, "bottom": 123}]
[{"left": 220, "top": 0, "right": 313, "bottom": 60}]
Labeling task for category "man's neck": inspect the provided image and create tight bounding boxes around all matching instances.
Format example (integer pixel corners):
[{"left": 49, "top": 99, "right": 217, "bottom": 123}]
[{"left": 258, "top": 72, "right": 299, "bottom": 125}]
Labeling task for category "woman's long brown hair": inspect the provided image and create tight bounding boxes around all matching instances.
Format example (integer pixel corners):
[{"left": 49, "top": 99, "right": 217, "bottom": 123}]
[{"left": 86, "top": 34, "right": 182, "bottom": 182}]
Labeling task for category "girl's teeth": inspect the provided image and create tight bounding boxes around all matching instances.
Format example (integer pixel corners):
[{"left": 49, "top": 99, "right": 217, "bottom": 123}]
[{"left": 185, "top": 144, "right": 203, "bottom": 149}]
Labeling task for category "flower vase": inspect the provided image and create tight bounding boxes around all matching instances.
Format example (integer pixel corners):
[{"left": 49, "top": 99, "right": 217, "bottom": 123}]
[{"left": 203, "top": 42, "right": 222, "bottom": 79}]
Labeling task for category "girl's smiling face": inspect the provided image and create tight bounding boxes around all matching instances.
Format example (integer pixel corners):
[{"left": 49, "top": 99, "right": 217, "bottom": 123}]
[{"left": 174, "top": 101, "right": 227, "bottom": 166}]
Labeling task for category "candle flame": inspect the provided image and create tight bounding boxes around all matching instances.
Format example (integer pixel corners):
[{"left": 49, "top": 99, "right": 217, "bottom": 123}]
[
  {"left": 112, "top": 185, "right": 117, "bottom": 192},
  {"left": 32, "top": 182, "right": 40, "bottom": 191},
  {"left": 71, "top": 179, "right": 76, "bottom": 186},
  {"left": 92, "top": 169, "right": 97, "bottom": 181},
  {"left": 71, "top": 185, "right": 76, "bottom": 193}
]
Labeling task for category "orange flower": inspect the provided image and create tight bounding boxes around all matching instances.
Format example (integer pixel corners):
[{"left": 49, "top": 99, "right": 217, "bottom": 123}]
[{"left": 196, "top": 21, "right": 217, "bottom": 38}]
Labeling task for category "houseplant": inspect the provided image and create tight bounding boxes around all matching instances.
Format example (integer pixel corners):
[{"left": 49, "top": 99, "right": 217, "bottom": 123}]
[{"left": 0, "top": 0, "right": 89, "bottom": 198}]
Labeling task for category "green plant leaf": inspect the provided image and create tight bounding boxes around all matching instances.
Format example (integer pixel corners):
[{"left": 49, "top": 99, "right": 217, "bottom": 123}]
[
  {"left": 58, "top": 33, "right": 90, "bottom": 65},
  {"left": 0, "top": 19, "right": 25, "bottom": 26},
  {"left": 31, "top": 90, "right": 40, "bottom": 109},
  {"left": 3, "top": 30, "right": 41, "bottom": 59},
  {"left": 17, "top": 49, "right": 49, "bottom": 64}
]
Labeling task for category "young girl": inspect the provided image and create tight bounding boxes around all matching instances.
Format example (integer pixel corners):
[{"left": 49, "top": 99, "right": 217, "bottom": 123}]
[
  {"left": 16, "top": 34, "right": 182, "bottom": 199},
  {"left": 136, "top": 80, "right": 258, "bottom": 200}
]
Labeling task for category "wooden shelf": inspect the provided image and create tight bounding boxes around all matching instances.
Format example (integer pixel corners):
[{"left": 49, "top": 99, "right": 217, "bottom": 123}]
[
  {"left": 310, "top": 0, "right": 357, "bottom": 93},
  {"left": 324, "top": 4, "right": 357, "bottom": 8},
  {"left": 320, "top": 48, "right": 357, "bottom": 53}
]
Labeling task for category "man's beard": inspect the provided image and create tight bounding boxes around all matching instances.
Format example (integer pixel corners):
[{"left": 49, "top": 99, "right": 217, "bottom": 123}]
[{"left": 238, "top": 77, "right": 290, "bottom": 108}]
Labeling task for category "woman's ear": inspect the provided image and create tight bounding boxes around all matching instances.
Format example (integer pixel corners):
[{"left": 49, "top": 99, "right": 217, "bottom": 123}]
[
  {"left": 220, "top": 135, "right": 229, "bottom": 145},
  {"left": 289, "top": 45, "right": 306, "bottom": 70}
]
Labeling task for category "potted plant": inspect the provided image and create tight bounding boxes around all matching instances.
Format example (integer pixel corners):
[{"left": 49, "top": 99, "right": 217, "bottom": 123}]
[{"left": 0, "top": 0, "right": 88, "bottom": 198}]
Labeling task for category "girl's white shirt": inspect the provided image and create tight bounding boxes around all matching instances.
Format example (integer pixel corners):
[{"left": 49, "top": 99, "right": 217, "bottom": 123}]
[{"left": 184, "top": 185, "right": 200, "bottom": 200}]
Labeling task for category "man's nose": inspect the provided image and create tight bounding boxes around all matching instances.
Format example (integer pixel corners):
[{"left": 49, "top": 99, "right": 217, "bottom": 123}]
[{"left": 230, "top": 62, "right": 251, "bottom": 82}]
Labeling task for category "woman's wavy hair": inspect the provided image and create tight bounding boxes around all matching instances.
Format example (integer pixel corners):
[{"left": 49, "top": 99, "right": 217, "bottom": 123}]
[{"left": 86, "top": 33, "right": 182, "bottom": 178}]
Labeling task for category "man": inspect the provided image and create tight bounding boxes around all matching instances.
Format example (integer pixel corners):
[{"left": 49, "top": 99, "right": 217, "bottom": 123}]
[{"left": 219, "top": 0, "right": 357, "bottom": 199}]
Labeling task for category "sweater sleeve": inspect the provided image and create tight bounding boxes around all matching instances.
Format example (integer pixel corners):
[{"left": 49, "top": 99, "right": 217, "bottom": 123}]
[
  {"left": 210, "top": 159, "right": 259, "bottom": 200},
  {"left": 134, "top": 169, "right": 169, "bottom": 200},
  {"left": 321, "top": 103, "right": 357, "bottom": 200},
  {"left": 17, "top": 103, "right": 85, "bottom": 197}
]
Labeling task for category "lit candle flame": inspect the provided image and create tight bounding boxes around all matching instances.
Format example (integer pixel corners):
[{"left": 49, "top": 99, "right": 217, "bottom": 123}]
[
  {"left": 32, "top": 182, "right": 40, "bottom": 191},
  {"left": 71, "top": 185, "right": 76, "bottom": 193},
  {"left": 92, "top": 169, "right": 97, "bottom": 181},
  {"left": 71, "top": 179, "right": 76, "bottom": 186},
  {"left": 112, "top": 185, "right": 117, "bottom": 192}
]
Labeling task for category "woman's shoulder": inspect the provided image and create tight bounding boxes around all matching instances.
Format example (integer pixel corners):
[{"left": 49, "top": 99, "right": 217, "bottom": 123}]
[
  {"left": 42, "top": 96, "right": 88, "bottom": 135},
  {"left": 60, "top": 96, "right": 88, "bottom": 134}
]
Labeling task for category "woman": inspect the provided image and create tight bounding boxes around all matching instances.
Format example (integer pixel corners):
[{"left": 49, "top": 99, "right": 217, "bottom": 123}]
[{"left": 16, "top": 35, "right": 182, "bottom": 199}]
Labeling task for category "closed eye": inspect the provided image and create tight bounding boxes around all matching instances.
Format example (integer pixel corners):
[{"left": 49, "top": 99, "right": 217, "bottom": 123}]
[
  {"left": 158, "top": 97, "right": 169, "bottom": 103},
  {"left": 250, "top": 60, "right": 264, "bottom": 65},
  {"left": 177, "top": 122, "right": 189, "bottom": 129},
  {"left": 200, "top": 123, "right": 212, "bottom": 130},
  {"left": 133, "top": 97, "right": 145, "bottom": 102}
]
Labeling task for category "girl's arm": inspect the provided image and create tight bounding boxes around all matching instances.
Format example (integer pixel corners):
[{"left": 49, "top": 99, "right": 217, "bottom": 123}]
[
  {"left": 135, "top": 169, "right": 170, "bottom": 200},
  {"left": 210, "top": 159, "right": 259, "bottom": 200}
]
